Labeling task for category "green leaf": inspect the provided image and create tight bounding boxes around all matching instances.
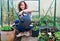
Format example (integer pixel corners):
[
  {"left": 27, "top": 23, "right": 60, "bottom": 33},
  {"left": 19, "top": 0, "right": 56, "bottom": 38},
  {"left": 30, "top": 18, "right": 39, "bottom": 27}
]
[{"left": 1, "top": 26, "right": 12, "bottom": 31}]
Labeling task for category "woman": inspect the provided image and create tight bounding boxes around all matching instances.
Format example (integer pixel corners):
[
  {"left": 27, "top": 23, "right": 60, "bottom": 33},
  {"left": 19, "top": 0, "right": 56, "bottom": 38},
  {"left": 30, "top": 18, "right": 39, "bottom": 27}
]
[{"left": 13, "top": 1, "right": 33, "bottom": 37}]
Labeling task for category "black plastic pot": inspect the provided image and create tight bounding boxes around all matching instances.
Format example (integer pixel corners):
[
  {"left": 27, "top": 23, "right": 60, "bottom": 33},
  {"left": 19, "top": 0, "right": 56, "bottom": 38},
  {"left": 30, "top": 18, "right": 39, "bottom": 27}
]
[{"left": 32, "top": 30, "right": 39, "bottom": 37}]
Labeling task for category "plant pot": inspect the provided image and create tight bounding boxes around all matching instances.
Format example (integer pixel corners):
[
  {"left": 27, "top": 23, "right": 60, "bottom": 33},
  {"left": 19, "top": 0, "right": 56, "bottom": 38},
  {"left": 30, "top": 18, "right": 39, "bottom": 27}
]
[
  {"left": 40, "top": 27, "right": 50, "bottom": 33},
  {"left": 1, "top": 28, "right": 15, "bottom": 41},
  {"left": 32, "top": 30, "right": 39, "bottom": 37}
]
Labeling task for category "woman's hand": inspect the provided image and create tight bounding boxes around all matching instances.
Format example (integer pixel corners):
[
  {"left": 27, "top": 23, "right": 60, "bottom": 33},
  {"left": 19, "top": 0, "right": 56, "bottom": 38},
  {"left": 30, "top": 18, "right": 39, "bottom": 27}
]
[{"left": 18, "top": 11, "right": 23, "bottom": 16}]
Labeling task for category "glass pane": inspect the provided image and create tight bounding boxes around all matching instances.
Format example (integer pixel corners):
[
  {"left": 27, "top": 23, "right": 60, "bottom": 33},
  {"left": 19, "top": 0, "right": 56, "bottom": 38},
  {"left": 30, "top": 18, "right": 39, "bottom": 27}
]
[
  {"left": 13, "top": 1, "right": 38, "bottom": 12},
  {"left": 9, "top": 0, "right": 14, "bottom": 24},
  {"left": 40, "top": 0, "right": 54, "bottom": 16},
  {"left": 32, "top": 12, "right": 39, "bottom": 21},
  {"left": 56, "top": 0, "right": 60, "bottom": 30},
  {"left": 25, "top": 1, "right": 38, "bottom": 11},
  {"left": 13, "top": 0, "right": 21, "bottom": 12},
  {"left": 56, "top": 0, "right": 60, "bottom": 17},
  {"left": 25, "top": 0, "right": 38, "bottom": 1},
  {"left": 40, "top": 0, "right": 54, "bottom": 27},
  {"left": 2, "top": 0, "right": 8, "bottom": 26}
]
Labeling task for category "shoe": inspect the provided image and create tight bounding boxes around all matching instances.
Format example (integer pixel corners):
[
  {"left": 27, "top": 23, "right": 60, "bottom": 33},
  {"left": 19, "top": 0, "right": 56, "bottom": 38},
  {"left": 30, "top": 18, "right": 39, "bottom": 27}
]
[
  {"left": 16, "top": 33, "right": 24, "bottom": 37},
  {"left": 24, "top": 32, "right": 30, "bottom": 36}
]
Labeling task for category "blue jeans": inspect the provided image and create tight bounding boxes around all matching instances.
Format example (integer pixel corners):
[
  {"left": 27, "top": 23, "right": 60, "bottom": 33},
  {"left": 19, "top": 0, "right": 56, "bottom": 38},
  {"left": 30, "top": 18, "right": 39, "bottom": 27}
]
[{"left": 14, "top": 20, "right": 33, "bottom": 32}]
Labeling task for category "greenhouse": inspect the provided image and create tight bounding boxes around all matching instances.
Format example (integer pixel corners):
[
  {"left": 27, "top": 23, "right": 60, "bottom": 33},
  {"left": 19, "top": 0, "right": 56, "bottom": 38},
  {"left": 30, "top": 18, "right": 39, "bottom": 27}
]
[{"left": 0, "top": 0, "right": 60, "bottom": 41}]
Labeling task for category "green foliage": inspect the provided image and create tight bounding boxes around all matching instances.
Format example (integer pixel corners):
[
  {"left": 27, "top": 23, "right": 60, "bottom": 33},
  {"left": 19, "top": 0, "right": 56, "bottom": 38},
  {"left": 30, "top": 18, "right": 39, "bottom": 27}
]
[
  {"left": 32, "top": 15, "right": 40, "bottom": 31},
  {"left": 32, "top": 26, "right": 39, "bottom": 31},
  {"left": 32, "top": 15, "right": 40, "bottom": 24},
  {"left": 32, "top": 15, "right": 40, "bottom": 21},
  {"left": 32, "top": 15, "right": 60, "bottom": 27},
  {"left": 1, "top": 26, "right": 12, "bottom": 31},
  {"left": 14, "top": 16, "right": 18, "bottom": 20},
  {"left": 38, "top": 33, "right": 49, "bottom": 41},
  {"left": 54, "top": 32, "right": 60, "bottom": 39},
  {"left": 39, "top": 15, "right": 54, "bottom": 27}
]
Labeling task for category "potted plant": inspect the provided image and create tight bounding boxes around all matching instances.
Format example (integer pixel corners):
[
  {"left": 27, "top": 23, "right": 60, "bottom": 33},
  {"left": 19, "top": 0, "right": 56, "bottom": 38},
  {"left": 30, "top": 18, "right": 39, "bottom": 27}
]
[
  {"left": 54, "top": 32, "right": 60, "bottom": 41},
  {"left": 39, "top": 15, "right": 54, "bottom": 27},
  {"left": 38, "top": 33, "right": 49, "bottom": 41},
  {"left": 48, "top": 36, "right": 54, "bottom": 41},
  {"left": 1, "top": 26, "right": 15, "bottom": 41},
  {"left": 38, "top": 33, "right": 45, "bottom": 41},
  {"left": 31, "top": 16, "right": 40, "bottom": 37},
  {"left": 32, "top": 26, "right": 39, "bottom": 37}
]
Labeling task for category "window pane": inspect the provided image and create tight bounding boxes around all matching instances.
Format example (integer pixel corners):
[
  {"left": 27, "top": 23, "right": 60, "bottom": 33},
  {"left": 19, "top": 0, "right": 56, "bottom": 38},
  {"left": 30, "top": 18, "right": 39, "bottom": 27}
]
[
  {"left": 13, "top": 1, "right": 38, "bottom": 12},
  {"left": 56, "top": 0, "right": 60, "bottom": 30},
  {"left": 25, "top": 1, "right": 38, "bottom": 11},
  {"left": 25, "top": 0, "right": 38, "bottom": 1},
  {"left": 40, "top": 0, "right": 54, "bottom": 17},
  {"left": 32, "top": 12, "right": 39, "bottom": 21},
  {"left": 2, "top": 0, "right": 8, "bottom": 26}
]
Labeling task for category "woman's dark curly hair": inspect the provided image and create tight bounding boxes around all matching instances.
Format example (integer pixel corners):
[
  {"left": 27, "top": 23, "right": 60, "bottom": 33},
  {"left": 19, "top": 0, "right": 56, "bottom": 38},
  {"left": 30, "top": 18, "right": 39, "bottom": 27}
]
[{"left": 18, "top": 1, "right": 27, "bottom": 12}]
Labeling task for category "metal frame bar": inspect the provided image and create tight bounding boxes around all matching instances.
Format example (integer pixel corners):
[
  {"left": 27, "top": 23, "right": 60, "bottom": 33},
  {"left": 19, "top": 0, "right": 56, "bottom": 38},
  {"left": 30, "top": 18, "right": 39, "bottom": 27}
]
[
  {"left": 54, "top": 0, "right": 56, "bottom": 26},
  {"left": 24, "top": 0, "right": 40, "bottom": 17},
  {"left": 1, "top": 0, "right": 3, "bottom": 27},
  {"left": 38, "top": 0, "right": 40, "bottom": 16}
]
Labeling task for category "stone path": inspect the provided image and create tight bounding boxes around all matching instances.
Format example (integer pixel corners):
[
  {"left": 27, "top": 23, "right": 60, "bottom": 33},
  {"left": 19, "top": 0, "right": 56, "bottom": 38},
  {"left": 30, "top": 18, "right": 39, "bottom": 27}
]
[
  {"left": 21, "top": 36, "right": 37, "bottom": 41},
  {"left": 14, "top": 36, "right": 38, "bottom": 41}
]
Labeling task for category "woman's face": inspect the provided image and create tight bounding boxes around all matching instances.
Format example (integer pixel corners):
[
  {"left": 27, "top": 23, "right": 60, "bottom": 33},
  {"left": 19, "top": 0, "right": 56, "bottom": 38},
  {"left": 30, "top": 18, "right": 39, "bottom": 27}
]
[{"left": 20, "top": 2, "right": 25, "bottom": 10}]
